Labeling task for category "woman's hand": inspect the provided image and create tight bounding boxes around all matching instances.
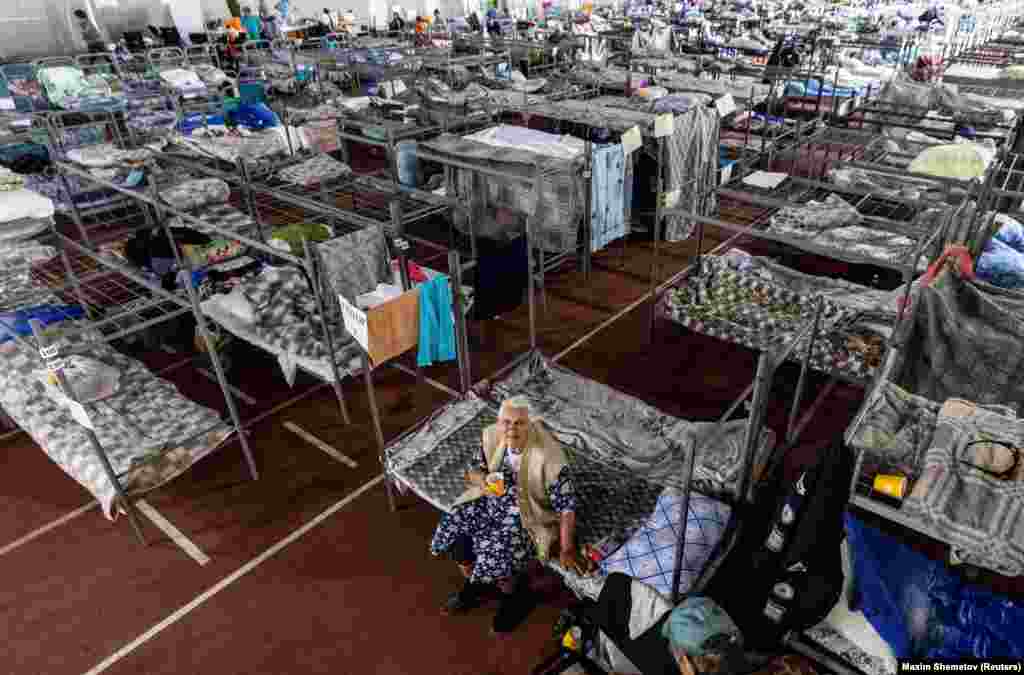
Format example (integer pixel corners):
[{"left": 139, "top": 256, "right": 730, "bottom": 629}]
[
  {"left": 465, "top": 469, "right": 487, "bottom": 489},
  {"left": 559, "top": 548, "right": 586, "bottom": 576}
]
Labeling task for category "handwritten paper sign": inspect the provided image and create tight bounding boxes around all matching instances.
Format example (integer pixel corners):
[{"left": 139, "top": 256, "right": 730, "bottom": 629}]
[
  {"left": 339, "top": 294, "right": 370, "bottom": 354},
  {"left": 715, "top": 93, "right": 737, "bottom": 118},
  {"left": 621, "top": 126, "right": 642, "bottom": 155},
  {"left": 654, "top": 113, "right": 674, "bottom": 138},
  {"left": 660, "top": 190, "right": 681, "bottom": 208}
]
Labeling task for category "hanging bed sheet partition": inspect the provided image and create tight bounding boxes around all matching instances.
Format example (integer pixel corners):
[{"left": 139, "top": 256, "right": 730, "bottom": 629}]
[
  {"left": 494, "top": 98, "right": 721, "bottom": 243},
  {"left": 419, "top": 126, "right": 586, "bottom": 255},
  {"left": 845, "top": 267, "right": 1024, "bottom": 577}
]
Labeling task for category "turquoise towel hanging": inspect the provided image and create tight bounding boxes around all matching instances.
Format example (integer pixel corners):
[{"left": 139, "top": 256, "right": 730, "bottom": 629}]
[{"left": 417, "top": 276, "right": 457, "bottom": 367}]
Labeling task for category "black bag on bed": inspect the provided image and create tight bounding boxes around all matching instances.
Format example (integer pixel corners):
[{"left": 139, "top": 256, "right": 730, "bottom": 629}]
[{"left": 703, "top": 438, "right": 853, "bottom": 652}]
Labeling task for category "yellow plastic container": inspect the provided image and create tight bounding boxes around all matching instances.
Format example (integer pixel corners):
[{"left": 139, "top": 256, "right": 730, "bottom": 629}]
[{"left": 873, "top": 474, "right": 908, "bottom": 500}]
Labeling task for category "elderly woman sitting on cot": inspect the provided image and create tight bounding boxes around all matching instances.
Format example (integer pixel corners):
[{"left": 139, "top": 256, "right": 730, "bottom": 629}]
[{"left": 431, "top": 395, "right": 588, "bottom": 634}]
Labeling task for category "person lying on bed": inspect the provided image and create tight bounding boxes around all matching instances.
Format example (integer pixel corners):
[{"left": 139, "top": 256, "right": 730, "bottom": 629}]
[{"left": 431, "top": 395, "right": 587, "bottom": 634}]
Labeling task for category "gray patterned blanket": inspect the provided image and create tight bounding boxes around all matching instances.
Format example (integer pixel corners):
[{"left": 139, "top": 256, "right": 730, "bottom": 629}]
[
  {"left": 845, "top": 270, "right": 1024, "bottom": 575},
  {"left": 423, "top": 132, "right": 585, "bottom": 253},
  {"left": 893, "top": 271, "right": 1024, "bottom": 410},
  {"left": 0, "top": 323, "right": 232, "bottom": 518},
  {"left": 202, "top": 266, "right": 362, "bottom": 383},
  {"left": 904, "top": 399, "right": 1024, "bottom": 576},
  {"left": 388, "top": 352, "right": 773, "bottom": 554}
]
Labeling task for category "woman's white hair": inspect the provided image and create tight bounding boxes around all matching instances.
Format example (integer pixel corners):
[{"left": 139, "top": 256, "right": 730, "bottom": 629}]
[{"left": 500, "top": 395, "right": 532, "bottom": 418}]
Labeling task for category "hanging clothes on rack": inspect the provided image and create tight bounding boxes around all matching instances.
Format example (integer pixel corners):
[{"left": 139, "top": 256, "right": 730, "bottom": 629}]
[
  {"left": 590, "top": 144, "right": 628, "bottom": 253},
  {"left": 472, "top": 236, "right": 529, "bottom": 321},
  {"left": 417, "top": 276, "right": 456, "bottom": 367}
]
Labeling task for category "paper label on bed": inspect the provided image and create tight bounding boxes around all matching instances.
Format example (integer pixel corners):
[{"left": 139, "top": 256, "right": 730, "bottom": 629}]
[
  {"left": 621, "top": 126, "right": 642, "bottom": 155},
  {"left": 338, "top": 294, "right": 370, "bottom": 354},
  {"left": 742, "top": 171, "right": 788, "bottom": 190},
  {"left": 64, "top": 398, "right": 95, "bottom": 430},
  {"left": 279, "top": 352, "right": 297, "bottom": 388},
  {"left": 653, "top": 114, "right": 674, "bottom": 137},
  {"left": 715, "top": 94, "right": 737, "bottom": 118},
  {"left": 720, "top": 163, "right": 733, "bottom": 185}
]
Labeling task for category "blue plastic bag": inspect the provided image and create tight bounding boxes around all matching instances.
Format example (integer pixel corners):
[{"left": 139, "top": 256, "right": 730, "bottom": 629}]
[
  {"left": 976, "top": 238, "right": 1024, "bottom": 289},
  {"left": 231, "top": 102, "right": 279, "bottom": 130}
]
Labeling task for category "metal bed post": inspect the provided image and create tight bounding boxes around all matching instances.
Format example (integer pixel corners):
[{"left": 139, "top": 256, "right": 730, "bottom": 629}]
[
  {"left": 533, "top": 159, "right": 548, "bottom": 314},
  {"left": 647, "top": 134, "right": 667, "bottom": 344},
  {"left": 738, "top": 349, "right": 776, "bottom": 503},
  {"left": 301, "top": 238, "right": 354, "bottom": 426},
  {"left": 582, "top": 134, "right": 593, "bottom": 282},
  {"left": 180, "top": 252, "right": 261, "bottom": 481},
  {"left": 238, "top": 157, "right": 268, "bottom": 243},
  {"left": 670, "top": 436, "right": 698, "bottom": 603},
  {"left": 784, "top": 298, "right": 825, "bottom": 445},
  {"left": 363, "top": 350, "right": 397, "bottom": 512},
  {"left": 149, "top": 188, "right": 260, "bottom": 481},
  {"left": 527, "top": 172, "right": 538, "bottom": 352},
  {"left": 27, "top": 319, "right": 149, "bottom": 545},
  {"left": 448, "top": 249, "right": 472, "bottom": 395}
]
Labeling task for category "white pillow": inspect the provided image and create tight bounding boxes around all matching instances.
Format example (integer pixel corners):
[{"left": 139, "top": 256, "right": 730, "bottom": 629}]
[{"left": 0, "top": 189, "right": 55, "bottom": 223}]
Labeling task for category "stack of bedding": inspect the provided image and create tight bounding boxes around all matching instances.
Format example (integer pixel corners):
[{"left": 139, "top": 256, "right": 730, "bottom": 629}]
[
  {"left": 158, "top": 68, "right": 209, "bottom": 99},
  {"left": 168, "top": 126, "right": 304, "bottom": 167},
  {"left": 37, "top": 65, "right": 126, "bottom": 112},
  {"left": 0, "top": 183, "right": 55, "bottom": 247}
]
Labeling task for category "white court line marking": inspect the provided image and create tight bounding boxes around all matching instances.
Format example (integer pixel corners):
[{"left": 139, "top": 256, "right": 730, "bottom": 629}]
[
  {"left": 283, "top": 421, "right": 359, "bottom": 469},
  {"left": 84, "top": 474, "right": 384, "bottom": 675},
  {"left": 197, "top": 368, "right": 257, "bottom": 406},
  {"left": 136, "top": 500, "right": 211, "bottom": 567},
  {"left": 0, "top": 502, "right": 97, "bottom": 558}
]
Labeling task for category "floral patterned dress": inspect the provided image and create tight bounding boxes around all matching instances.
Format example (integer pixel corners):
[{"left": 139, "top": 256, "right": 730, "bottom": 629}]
[{"left": 431, "top": 449, "right": 576, "bottom": 584}]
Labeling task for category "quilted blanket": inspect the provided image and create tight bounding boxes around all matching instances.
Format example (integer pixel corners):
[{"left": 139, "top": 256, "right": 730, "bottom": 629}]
[{"left": 663, "top": 256, "right": 880, "bottom": 379}]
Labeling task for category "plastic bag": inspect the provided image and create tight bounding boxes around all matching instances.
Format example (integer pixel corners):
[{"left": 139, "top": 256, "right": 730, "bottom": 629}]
[{"left": 976, "top": 238, "right": 1024, "bottom": 289}]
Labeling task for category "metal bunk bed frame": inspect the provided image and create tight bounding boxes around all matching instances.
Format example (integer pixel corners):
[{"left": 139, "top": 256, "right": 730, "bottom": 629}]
[
  {"left": 5, "top": 160, "right": 262, "bottom": 546},
  {"left": 149, "top": 151, "right": 474, "bottom": 513},
  {"left": 656, "top": 157, "right": 969, "bottom": 387}
]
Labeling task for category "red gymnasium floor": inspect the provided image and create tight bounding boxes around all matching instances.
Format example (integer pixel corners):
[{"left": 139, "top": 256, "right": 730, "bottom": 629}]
[{"left": 1, "top": 237, "right": 1019, "bottom": 675}]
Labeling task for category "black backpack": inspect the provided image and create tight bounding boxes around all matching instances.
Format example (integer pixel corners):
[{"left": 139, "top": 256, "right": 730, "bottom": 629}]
[{"left": 703, "top": 438, "right": 853, "bottom": 652}]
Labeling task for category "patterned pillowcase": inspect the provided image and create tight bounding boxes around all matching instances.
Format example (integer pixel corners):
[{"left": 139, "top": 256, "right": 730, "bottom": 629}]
[{"left": 599, "top": 491, "right": 732, "bottom": 598}]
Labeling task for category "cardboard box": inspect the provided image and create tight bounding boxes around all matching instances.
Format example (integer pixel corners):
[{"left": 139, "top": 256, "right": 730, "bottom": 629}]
[{"left": 339, "top": 287, "right": 420, "bottom": 368}]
